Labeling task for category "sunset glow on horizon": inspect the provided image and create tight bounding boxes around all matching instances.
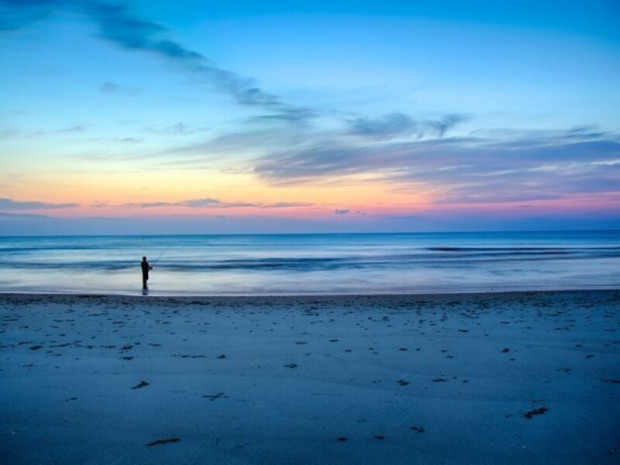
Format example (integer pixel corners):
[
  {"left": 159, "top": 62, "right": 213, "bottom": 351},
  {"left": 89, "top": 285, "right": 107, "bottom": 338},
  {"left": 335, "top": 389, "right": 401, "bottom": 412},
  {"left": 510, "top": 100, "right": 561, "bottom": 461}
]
[{"left": 1, "top": 0, "right": 619, "bottom": 234}]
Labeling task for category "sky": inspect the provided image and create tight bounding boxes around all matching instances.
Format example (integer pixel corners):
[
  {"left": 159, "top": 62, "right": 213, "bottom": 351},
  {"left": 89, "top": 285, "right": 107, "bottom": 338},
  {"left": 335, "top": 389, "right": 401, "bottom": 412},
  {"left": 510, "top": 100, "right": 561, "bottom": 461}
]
[{"left": 1, "top": 0, "right": 619, "bottom": 235}]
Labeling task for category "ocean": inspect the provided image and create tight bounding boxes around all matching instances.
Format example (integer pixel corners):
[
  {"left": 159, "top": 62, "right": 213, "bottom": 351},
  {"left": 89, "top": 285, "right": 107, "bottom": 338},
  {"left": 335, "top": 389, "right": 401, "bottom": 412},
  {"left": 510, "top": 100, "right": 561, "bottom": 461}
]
[{"left": 0, "top": 231, "right": 618, "bottom": 295}]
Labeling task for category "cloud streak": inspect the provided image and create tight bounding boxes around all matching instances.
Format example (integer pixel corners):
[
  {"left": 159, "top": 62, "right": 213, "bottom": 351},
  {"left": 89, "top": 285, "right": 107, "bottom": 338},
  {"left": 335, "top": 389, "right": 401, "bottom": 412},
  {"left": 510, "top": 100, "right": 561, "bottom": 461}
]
[
  {"left": 0, "top": 197, "right": 79, "bottom": 210},
  {"left": 347, "top": 113, "right": 466, "bottom": 139},
  {"left": 145, "top": 102, "right": 618, "bottom": 207},
  {"left": 0, "top": 0, "right": 310, "bottom": 117},
  {"left": 252, "top": 127, "right": 620, "bottom": 204},
  {"left": 121, "top": 198, "right": 314, "bottom": 210}
]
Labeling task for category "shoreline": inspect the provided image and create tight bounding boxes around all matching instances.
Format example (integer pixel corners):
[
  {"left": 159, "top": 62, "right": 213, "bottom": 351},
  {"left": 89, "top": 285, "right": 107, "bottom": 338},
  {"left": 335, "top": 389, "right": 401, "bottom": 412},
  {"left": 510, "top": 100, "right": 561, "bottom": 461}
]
[
  {"left": 1, "top": 286, "right": 618, "bottom": 300},
  {"left": 2, "top": 288, "right": 619, "bottom": 464}
]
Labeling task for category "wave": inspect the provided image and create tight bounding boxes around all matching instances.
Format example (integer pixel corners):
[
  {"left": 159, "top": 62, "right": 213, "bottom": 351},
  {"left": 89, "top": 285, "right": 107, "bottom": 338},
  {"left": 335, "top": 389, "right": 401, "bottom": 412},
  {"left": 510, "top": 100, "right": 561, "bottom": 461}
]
[
  {"left": 1, "top": 232, "right": 618, "bottom": 294},
  {"left": 1, "top": 246, "right": 619, "bottom": 273},
  {"left": 426, "top": 246, "right": 620, "bottom": 259}
]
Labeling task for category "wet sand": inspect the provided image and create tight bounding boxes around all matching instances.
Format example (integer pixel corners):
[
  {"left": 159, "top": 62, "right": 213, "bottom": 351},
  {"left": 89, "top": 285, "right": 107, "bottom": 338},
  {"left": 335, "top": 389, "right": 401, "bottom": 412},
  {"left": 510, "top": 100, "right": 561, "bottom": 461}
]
[{"left": 1, "top": 290, "right": 619, "bottom": 464}]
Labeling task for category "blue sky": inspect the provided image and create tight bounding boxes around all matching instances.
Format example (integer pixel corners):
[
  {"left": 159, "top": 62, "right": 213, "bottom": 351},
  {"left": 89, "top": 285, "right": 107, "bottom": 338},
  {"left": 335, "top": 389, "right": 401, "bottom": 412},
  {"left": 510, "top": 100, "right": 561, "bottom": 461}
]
[{"left": 1, "top": 0, "right": 619, "bottom": 234}]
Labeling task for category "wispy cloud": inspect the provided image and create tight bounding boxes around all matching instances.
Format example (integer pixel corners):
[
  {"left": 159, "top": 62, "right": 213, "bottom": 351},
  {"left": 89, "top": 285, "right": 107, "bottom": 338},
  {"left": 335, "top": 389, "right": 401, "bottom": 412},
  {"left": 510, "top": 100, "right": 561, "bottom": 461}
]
[
  {"left": 347, "top": 113, "right": 466, "bottom": 139},
  {"left": 0, "top": 197, "right": 79, "bottom": 210},
  {"left": 143, "top": 123, "right": 208, "bottom": 136},
  {"left": 121, "top": 198, "right": 314, "bottom": 209},
  {"left": 146, "top": 107, "right": 619, "bottom": 206},
  {"left": 100, "top": 81, "right": 119, "bottom": 93},
  {"left": 0, "top": 0, "right": 312, "bottom": 118},
  {"left": 0, "top": 0, "right": 62, "bottom": 31},
  {"left": 57, "top": 125, "right": 86, "bottom": 133},
  {"left": 252, "top": 127, "right": 620, "bottom": 204},
  {"left": 154, "top": 109, "right": 465, "bottom": 170}
]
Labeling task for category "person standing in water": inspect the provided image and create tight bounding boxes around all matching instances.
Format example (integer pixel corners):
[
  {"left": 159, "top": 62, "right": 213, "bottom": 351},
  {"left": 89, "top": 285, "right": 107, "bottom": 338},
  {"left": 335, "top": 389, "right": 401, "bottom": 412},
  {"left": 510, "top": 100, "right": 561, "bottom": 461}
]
[{"left": 141, "top": 256, "right": 153, "bottom": 290}]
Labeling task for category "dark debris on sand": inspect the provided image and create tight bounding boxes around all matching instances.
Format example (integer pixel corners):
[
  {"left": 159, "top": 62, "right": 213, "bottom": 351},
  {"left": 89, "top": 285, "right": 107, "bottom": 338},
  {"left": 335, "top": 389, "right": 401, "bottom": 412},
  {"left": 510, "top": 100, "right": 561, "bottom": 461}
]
[
  {"left": 523, "top": 407, "right": 548, "bottom": 419},
  {"left": 146, "top": 438, "right": 181, "bottom": 446},
  {"left": 203, "top": 392, "right": 229, "bottom": 401}
]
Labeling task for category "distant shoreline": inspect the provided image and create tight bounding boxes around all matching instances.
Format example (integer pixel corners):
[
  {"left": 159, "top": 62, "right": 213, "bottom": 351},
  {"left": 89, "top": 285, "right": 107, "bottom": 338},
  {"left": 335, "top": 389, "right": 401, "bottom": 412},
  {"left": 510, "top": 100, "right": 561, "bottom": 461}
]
[{"left": 1, "top": 287, "right": 618, "bottom": 303}]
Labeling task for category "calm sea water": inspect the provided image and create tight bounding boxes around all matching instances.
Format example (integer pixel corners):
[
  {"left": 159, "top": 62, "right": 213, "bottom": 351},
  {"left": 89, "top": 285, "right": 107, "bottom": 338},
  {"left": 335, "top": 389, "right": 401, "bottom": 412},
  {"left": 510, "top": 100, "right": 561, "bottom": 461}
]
[{"left": 0, "top": 231, "right": 618, "bottom": 295}]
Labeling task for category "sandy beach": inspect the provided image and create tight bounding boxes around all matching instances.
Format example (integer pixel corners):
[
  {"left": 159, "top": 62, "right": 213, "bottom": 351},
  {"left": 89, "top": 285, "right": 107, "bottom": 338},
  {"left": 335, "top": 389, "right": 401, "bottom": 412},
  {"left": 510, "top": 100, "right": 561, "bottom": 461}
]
[{"left": 1, "top": 290, "right": 619, "bottom": 464}]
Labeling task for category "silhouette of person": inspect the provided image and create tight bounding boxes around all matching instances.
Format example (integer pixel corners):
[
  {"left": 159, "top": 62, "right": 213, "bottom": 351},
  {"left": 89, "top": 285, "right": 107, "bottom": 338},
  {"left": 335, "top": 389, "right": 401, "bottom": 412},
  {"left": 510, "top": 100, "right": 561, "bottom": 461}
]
[{"left": 141, "top": 256, "right": 153, "bottom": 290}]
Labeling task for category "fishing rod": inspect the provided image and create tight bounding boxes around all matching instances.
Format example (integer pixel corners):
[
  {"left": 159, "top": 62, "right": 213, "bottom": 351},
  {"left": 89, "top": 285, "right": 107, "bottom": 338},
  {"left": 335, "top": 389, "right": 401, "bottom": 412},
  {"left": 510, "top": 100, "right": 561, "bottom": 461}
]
[{"left": 153, "top": 247, "right": 168, "bottom": 265}]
